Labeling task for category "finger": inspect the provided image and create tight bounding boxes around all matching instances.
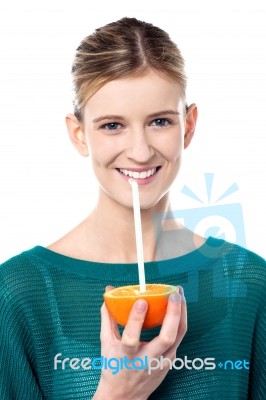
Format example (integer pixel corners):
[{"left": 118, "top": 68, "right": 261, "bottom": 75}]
[
  {"left": 100, "top": 303, "right": 116, "bottom": 342},
  {"left": 163, "top": 286, "right": 187, "bottom": 358},
  {"left": 176, "top": 286, "right": 187, "bottom": 343},
  {"left": 121, "top": 299, "right": 148, "bottom": 354},
  {"left": 100, "top": 286, "right": 121, "bottom": 342},
  {"left": 145, "top": 289, "right": 182, "bottom": 357},
  {"left": 105, "top": 285, "right": 115, "bottom": 291},
  {"left": 105, "top": 285, "right": 122, "bottom": 340}
]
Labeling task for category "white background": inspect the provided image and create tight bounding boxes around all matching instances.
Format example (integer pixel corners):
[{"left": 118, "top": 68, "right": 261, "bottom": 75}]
[{"left": 0, "top": 0, "right": 265, "bottom": 262}]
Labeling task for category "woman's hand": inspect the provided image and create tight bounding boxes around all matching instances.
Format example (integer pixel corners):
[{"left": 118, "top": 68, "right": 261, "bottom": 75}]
[{"left": 93, "top": 285, "right": 187, "bottom": 400}]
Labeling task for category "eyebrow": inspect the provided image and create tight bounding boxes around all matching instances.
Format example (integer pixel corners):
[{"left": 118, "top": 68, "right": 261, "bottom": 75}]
[{"left": 92, "top": 110, "right": 180, "bottom": 124}]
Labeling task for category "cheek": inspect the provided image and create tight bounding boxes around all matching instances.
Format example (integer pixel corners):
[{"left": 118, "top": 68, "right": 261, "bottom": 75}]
[
  {"left": 88, "top": 137, "right": 116, "bottom": 166},
  {"left": 158, "top": 132, "right": 184, "bottom": 160}
]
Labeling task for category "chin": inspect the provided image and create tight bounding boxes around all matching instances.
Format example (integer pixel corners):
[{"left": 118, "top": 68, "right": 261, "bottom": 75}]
[
  {"left": 102, "top": 182, "right": 170, "bottom": 211},
  {"left": 132, "top": 193, "right": 168, "bottom": 211}
]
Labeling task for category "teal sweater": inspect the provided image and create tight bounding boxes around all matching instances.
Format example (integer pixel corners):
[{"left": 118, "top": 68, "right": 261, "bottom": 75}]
[{"left": 0, "top": 237, "right": 265, "bottom": 399}]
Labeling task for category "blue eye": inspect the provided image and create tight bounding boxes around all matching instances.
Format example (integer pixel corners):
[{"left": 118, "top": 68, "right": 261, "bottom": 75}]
[
  {"left": 151, "top": 118, "right": 171, "bottom": 127},
  {"left": 101, "top": 122, "right": 122, "bottom": 131},
  {"left": 100, "top": 118, "right": 172, "bottom": 133}
]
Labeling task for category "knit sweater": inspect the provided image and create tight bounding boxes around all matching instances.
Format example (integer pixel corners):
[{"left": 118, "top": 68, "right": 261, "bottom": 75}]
[{"left": 0, "top": 237, "right": 265, "bottom": 400}]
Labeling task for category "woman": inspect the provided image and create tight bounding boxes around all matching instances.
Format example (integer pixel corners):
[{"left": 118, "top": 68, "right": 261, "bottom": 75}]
[{"left": 0, "top": 17, "right": 265, "bottom": 399}]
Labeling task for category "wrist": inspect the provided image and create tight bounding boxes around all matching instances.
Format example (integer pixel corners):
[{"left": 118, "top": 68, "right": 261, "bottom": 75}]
[
  {"left": 93, "top": 379, "right": 116, "bottom": 400},
  {"left": 93, "top": 378, "right": 147, "bottom": 400}
]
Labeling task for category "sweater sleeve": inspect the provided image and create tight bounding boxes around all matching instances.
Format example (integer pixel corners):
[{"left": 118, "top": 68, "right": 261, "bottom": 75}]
[
  {"left": 247, "top": 252, "right": 266, "bottom": 399},
  {"left": 0, "top": 261, "right": 44, "bottom": 400},
  {"left": 248, "top": 301, "right": 266, "bottom": 399}
]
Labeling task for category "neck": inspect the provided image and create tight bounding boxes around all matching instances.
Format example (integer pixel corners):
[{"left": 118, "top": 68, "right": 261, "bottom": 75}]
[{"left": 84, "top": 189, "right": 173, "bottom": 263}]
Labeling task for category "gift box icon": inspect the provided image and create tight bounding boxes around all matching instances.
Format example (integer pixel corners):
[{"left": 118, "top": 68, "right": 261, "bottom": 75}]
[
  {"left": 153, "top": 173, "right": 246, "bottom": 251},
  {"left": 165, "top": 202, "right": 246, "bottom": 248},
  {"left": 152, "top": 173, "right": 247, "bottom": 300}
]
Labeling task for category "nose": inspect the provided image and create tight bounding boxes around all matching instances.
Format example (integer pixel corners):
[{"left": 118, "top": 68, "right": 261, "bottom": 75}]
[{"left": 126, "top": 129, "right": 155, "bottom": 163}]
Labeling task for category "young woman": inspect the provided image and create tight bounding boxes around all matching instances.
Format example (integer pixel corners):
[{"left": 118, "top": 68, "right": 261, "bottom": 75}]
[{"left": 0, "top": 17, "right": 265, "bottom": 400}]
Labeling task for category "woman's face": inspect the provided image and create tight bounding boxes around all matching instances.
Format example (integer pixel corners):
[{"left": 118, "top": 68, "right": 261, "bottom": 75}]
[{"left": 68, "top": 69, "right": 197, "bottom": 210}]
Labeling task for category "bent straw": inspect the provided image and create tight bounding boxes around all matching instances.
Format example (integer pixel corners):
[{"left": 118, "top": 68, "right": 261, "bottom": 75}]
[{"left": 128, "top": 178, "right": 146, "bottom": 293}]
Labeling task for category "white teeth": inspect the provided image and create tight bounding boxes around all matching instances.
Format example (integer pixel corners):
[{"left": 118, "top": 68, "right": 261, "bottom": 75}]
[{"left": 119, "top": 167, "right": 157, "bottom": 179}]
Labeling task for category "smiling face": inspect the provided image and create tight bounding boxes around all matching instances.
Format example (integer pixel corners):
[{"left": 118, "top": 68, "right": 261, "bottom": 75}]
[{"left": 67, "top": 69, "right": 197, "bottom": 210}]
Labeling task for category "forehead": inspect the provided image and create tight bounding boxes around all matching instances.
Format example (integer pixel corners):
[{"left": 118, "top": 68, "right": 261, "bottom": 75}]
[{"left": 84, "top": 70, "right": 184, "bottom": 118}]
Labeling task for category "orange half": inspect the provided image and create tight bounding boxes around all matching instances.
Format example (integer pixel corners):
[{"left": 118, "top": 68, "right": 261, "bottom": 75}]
[{"left": 103, "top": 283, "right": 177, "bottom": 329}]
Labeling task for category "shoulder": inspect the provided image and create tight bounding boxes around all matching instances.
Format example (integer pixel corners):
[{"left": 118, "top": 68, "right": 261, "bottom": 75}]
[
  {"left": 0, "top": 247, "right": 45, "bottom": 276},
  {"left": 215, "top": 238, "right": 265, "bottom": 272},
  {"left": 207, "top": 237, "right": 266, "bottom": 300},
  {"left": 206, "top": 237, "right": 265, "bottom": 269},
  {"left": 0, "top": 247, "right": 49, "bottom": 302}
]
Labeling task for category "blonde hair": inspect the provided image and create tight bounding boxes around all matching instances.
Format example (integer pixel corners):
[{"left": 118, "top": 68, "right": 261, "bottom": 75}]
[{"left": 72, "top": 17, "right": 187, "bottom": 121}]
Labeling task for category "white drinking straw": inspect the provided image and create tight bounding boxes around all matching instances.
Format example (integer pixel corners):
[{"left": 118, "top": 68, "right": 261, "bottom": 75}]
[{"left": 128, "top": 178, "right": 146, "bottom": 293}]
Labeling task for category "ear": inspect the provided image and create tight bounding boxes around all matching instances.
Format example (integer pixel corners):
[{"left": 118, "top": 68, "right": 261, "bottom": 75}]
[
  {"left": 66, "top": 113, "right": 89, "bottom": 157},
  {"left": 184, "top": 103, "right": 198, "bottom": 149}
]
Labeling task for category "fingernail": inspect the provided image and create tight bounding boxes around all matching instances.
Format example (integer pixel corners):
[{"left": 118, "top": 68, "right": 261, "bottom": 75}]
[
  {"left": 135, "top": 299, "right": 147, "bottom": 313},
  {"left": 179, "top": 286, "right": 186, "bottom": 302},
  {"left": 169, "top": 292, "right": 181, "bottom": 302}
]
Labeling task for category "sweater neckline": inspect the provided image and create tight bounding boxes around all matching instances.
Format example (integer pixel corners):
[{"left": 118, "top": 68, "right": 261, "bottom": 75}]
[{"left": 27, "top": 237, "right": 227, "bottom": 280}]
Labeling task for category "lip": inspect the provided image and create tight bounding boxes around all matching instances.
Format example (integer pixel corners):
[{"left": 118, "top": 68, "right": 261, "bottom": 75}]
[
  {"left": 116, "top": 166, "right": 162, "bottom": 185},
  {"left": 117, "top": 166, "right": 159, "bottom": 172}
]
